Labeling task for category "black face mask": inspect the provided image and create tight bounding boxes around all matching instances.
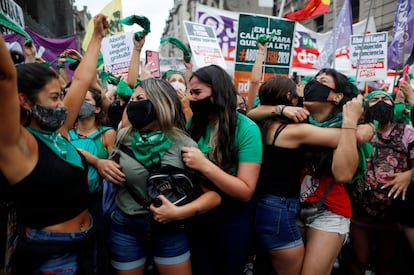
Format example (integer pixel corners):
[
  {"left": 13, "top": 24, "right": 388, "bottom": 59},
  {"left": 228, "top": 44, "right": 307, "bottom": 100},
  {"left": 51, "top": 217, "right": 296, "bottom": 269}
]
[
  {"left": 365, "top": 101, "right": 394, "bottom": 125},
  {"left": 127, "top": 100, "right": 157, "bottom": 129},
  {"left": 304, "top": 79, "right": 334, "bottom": 102},
  {"left": 31, "top": 104, "right": 68, "bottom": 132},
  {"left": 190, "top": 96, "right": 214, "bottom": 116}
]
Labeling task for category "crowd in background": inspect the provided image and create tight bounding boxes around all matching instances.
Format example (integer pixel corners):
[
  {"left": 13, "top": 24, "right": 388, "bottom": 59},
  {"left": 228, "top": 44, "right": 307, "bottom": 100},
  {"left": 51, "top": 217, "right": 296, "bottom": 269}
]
[{"left": 0, "top": 12, "right": 413, "bottom": 275}]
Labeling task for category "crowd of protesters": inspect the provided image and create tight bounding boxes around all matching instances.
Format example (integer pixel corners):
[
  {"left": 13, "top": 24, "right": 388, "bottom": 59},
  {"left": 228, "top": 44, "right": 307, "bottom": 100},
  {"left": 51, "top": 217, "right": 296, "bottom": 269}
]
[{"left": 0, "top": 12, "right": 413, "bottom": 275}]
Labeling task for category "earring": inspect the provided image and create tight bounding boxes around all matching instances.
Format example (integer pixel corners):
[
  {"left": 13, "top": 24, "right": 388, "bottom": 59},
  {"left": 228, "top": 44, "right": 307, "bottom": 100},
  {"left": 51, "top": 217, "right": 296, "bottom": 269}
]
[{"left": 334, "top": 100, "right": 339, "bottom": 105}]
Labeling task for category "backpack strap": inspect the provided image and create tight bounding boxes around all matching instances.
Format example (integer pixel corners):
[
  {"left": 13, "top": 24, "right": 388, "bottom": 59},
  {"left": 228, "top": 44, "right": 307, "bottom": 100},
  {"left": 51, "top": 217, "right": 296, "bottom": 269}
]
[
  {"left": 88, "top": 126, "right": 112, "bottom": 140},
  {"left": 68, "top": 129, "right": 80, "bottom": 140}
]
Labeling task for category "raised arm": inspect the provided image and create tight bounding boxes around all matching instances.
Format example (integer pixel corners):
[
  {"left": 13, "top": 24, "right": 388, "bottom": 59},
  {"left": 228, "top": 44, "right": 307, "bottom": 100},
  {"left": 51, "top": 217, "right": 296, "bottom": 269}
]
[
  {"left": 246, "top": 42, "right": 266, "bottom": 112},
  {"left": 60, "top": 14, "right": 109, "bottom": 136},
  {"left": 331, "top": 95, "right": 364, "bottom": 183},
  {"left": 126, "top": 35, "right": 145, "bottom": 88},
  {"left": 0, "top": 34, "right": 19, "bottom": 147}
]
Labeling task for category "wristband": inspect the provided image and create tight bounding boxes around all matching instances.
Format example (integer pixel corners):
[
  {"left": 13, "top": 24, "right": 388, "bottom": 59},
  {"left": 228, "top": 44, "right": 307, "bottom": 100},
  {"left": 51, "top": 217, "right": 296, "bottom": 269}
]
[
  {"left": 411, "top": 170, "right": 414, "bottom": 183},
  {"left": 273, "top": 105, "right": 286, "bottom": 116},
  {"left": 56, "top": 63, "right": 66, "bottom": 69}
]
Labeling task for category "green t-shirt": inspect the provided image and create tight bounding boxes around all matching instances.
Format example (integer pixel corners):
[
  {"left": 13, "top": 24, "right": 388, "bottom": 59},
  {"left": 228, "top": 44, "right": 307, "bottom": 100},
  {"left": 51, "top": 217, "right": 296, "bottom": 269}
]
[{"left": 187, "top": 113, "right": 262, "bottom": 175}]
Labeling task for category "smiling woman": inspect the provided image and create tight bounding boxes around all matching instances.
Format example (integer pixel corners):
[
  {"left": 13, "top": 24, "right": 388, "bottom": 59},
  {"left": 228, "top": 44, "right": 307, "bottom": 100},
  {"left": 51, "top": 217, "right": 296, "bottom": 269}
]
[{"left": 74, "top": 0, "right": 174, "bottom": 55}]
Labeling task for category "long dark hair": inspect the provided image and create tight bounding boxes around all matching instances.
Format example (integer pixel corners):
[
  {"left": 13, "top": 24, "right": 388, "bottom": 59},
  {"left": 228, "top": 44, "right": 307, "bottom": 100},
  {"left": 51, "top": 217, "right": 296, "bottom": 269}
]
[
  {"left": 188, "top": 65, "right": 237, "bottom": 172},
  {"left": 258, "top": 76, "right": 297, "bottom": 140}
]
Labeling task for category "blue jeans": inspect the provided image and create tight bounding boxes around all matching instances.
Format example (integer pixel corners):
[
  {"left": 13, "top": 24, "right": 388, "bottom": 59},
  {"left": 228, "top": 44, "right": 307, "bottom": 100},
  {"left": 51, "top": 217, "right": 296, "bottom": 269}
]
[
  {"left": 255, "top": 194, "right": 302, "bottom": 250},
  {"left": 24, "top": 221, "right": 94, "bottom": 275},
  {"left": 109, "top": 207, "right": 190, "bottom": 271}
]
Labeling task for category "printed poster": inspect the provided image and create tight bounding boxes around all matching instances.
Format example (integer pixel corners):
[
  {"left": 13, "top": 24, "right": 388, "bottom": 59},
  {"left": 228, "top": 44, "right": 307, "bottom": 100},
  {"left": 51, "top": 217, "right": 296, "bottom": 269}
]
[
  {"left": 183, "top": 20, "right": 227, "bottom": 70},
  {"left": 235, "top": 13, "right": 295, "bottom": 97}
]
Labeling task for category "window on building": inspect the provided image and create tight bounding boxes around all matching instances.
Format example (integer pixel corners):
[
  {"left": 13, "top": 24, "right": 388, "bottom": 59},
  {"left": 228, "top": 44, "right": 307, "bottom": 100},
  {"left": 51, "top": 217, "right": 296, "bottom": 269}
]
[
  {"left": 351, "top": 0, "right": 360, "bottom": 22},
  {"left": 315, "top": 15, "right": 324, "bottom": 32}
]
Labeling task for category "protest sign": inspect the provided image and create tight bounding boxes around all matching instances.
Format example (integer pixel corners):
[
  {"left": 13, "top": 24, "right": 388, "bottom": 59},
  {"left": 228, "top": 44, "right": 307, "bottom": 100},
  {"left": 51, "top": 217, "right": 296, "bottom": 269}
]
[
  {"left": 234, "top": 13, "right": 295, "bottom": 96},
  {"left": 350, "top": 32, "right": 388, "bottom": 81},
  {"left": 101, "top": 31, "right": 134, "bottom": 76},
  {"left": 183, "top": 20, "right": 226, "bottom": 70}
]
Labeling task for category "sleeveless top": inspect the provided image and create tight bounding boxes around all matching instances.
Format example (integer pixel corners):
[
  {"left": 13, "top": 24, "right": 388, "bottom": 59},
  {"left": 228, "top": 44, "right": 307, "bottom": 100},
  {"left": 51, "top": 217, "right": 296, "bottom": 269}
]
[
  {"left": 257, "top": 124, "right": 304, "bottom": 197},
  {"left": 8, "top": 136, "right": 90, "bottom": 229}
]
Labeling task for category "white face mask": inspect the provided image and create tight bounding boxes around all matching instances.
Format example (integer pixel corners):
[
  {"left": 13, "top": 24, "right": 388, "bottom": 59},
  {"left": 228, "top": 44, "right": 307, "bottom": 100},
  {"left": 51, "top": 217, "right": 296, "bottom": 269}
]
[{"left": 170, "top": 81, "right": 186, "bottom": 91}]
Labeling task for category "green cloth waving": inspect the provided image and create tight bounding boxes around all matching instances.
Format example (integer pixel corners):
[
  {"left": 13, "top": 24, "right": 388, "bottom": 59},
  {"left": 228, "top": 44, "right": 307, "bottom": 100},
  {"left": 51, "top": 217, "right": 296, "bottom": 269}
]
[{"left": 119, "top": 15, "right": 151, "bottom": 41}]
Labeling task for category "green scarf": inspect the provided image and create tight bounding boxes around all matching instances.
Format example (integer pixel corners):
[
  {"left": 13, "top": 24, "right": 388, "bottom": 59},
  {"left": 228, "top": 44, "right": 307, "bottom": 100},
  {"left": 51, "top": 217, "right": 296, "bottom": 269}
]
[
  {"left": 131, "top": 130, "right": 172, "bottom": 167},
  {"left": 308, "top": 112, "right": 343, "bottom": 128},
  {"left": 0, "top": 11, "right": 32, "bottom": 43},
  {"left": 27, "top": 127, "right": 84, "bottom": 170},
  {"left": 119, "top": 15, "right": 151, "bottom": 41}
]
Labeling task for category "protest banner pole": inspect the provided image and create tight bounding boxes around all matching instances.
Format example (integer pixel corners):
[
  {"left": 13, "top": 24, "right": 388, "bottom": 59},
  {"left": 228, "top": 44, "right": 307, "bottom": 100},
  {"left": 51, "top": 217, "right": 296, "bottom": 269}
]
[
  {"left": 278, "top": 0, "right": 286, "bottom": 18},
  {"left": 354, "top": 0, "right": 374, "bottom": 81},
  {"left": 331, "top": 0, "right": 337, "bottom": 68}
]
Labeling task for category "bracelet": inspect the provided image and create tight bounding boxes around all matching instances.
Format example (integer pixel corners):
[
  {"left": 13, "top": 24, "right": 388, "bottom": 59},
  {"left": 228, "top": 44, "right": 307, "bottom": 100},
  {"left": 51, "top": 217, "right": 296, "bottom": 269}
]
[
  {"left": 257, "top": 52, "right": 265, "bottom": 56},
  {"left": 134, "top": 47, "right": 142, "bottom": 51},
  {"left": 273, "top": 105, "right": 286, "bottom": 116},
  {"left": 341, "top": 127, "right": 357, "bottom": 130}
]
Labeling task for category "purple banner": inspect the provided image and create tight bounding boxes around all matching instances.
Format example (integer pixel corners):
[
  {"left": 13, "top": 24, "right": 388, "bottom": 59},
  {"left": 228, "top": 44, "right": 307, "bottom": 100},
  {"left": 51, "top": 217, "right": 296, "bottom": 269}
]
[
  {"left": 197, "top": 10, "right": 238, "bottom": 62},
  {"left": 388, "top": 0, "right": 414, "bottom": 69},
  {"left": 313, "top": 0, "right": 353, "bottom": 69},
  {"left": 3, "top": 28, "right": 77, "bottom": 73}
]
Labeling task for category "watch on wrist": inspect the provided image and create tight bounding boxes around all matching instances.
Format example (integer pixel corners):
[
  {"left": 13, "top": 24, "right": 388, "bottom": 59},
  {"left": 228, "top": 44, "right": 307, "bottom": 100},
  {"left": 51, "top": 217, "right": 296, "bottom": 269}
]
[{"left": 273, "top": 105, "right": 286, "bottom": 116}]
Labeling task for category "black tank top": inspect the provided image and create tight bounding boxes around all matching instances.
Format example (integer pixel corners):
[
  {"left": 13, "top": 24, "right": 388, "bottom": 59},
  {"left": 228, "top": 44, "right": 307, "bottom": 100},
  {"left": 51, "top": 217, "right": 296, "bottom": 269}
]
[
  {"left": 8, "top": 137, "right": 90, "bottom": 228},
  {"left": 257, "top": 124, "right": 304, "bottom": 197}
]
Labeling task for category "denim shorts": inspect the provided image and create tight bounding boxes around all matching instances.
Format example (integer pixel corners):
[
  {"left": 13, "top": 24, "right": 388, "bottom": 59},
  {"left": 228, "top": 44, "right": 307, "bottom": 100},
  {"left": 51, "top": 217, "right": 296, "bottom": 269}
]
[
  {"left": 297, "top": 205, "right": 350, "bottom": 235},
  {"left": 24, "top": 217, "right": 94, "bottom": 275},
  {"left": 255, "top": 194, "right": 303, "bottom": 250},
  {"left": 109, "top": 207, "right": 190, "bottom": 271}
]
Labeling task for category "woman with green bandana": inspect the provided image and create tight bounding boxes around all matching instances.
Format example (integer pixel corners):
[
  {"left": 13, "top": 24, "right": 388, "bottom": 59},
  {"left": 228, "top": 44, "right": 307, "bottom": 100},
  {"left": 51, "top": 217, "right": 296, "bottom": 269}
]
[
  {"left": 248, "top": 68, "right": 365, "bottom": 275},
  {"left": 183, "top": 64, "right": 263, "bottom": 275},
  {"left": 348, "top": 90, "right": 414, "bottom": 274},
  {"left": 0, "top": 14, "right": 110, "bottom": 274},
  {"left": 105, "top": 78, "right": 221, "bottom": 275},
  {"left": 254, "top": 75, "right": 364, "bottom": 275}
]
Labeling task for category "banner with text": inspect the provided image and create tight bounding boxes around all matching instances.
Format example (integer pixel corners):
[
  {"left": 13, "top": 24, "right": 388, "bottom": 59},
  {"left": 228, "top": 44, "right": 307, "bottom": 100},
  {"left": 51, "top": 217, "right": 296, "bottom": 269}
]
[
  {"left": 196, "top": 3, "right": 238, "bottom": 76},
  {"left": 350, "top": 32, "right": 388, "bottom": 81},
  {"left": 183, "top": 20, "right": 227, "bottom": 70},
  {"left": 101, "top": 31, "right": 134, "bottom": 76},
  {"left": 235, "top": 13, "right": 295, "bottom": 96}
]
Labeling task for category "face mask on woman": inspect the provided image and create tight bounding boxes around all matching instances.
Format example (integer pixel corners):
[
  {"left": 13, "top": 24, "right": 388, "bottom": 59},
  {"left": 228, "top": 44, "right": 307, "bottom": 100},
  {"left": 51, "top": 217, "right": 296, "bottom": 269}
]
[
  {"left": 127, "top": 100, "right": 157, "bottom": 129},
  {"left": 189, "top": 96, "right": 214, "bottom": 116},
  {"left": 170, "top": 81, "right": 186, "bottom": 92},
  {"left": 31, "top": 104, "right": 68, "bottom": 131},
  {"left": 304, "top": 79, "right": 334, "bottom": 102},
  {"left": 78, "top": 102, "right": 96, "bottom": 119},
  {"left": 365, "top": 101, "right": 394, "bottom": 124}
]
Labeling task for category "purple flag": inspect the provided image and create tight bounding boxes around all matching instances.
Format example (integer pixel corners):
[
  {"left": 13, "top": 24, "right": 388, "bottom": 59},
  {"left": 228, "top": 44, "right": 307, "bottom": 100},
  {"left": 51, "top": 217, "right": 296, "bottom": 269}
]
[
  {"left": 388, "top": 0, "right": 414, "bottom": 69},
  {"left": 3, "top": 28, "right": 77, "bottom": 77},
  {"left": 313, "top": 0, "right": 353, "bottom": 69}
]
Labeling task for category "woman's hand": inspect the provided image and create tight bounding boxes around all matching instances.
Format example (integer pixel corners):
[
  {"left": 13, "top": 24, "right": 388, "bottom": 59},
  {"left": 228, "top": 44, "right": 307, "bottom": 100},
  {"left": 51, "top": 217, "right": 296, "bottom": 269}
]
[
  {"left": 97, "top": 159, "right": 126, "bottom": 185},
  {"left": 181, "top": 146, "right": 209, "bottom": 172},
  {"left": 150, "top": 195, "right": 180, "bottom": 224},
  {"left": 92, "top": 13, "right": 109, "bottom": 39}
]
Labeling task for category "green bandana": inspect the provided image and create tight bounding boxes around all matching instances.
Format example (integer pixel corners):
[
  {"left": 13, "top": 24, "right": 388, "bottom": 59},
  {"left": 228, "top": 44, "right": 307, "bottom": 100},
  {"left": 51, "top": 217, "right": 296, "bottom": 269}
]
[
  {"left": 308, "top": 112, "right": 343, "bottom": 128},
  {"left": 257, "top": 33, "right": 276, "bottom": 45},
  {"left": 27, "top": 127, "right": 84, "bottom": 170},
  {"left": 116, "top": 80, "right": 133, "bottom": 99},
  {"left": 131, "top": 130, "right": 172, "bottom": 167},
  {"left": 160, "top": 37, "right": 192, "bottom": 62},
  {"left": 119, "top": 15, "right": 151, "bottom": 41},
  {"left": 99, "top": 71, "right": 121, "bottom": 85},
  {"left": 166, "top": 69, "right": 185, "bottom": 80},
  {"left": 0, "top": 11, "right": 32, "bottom": 43}
]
